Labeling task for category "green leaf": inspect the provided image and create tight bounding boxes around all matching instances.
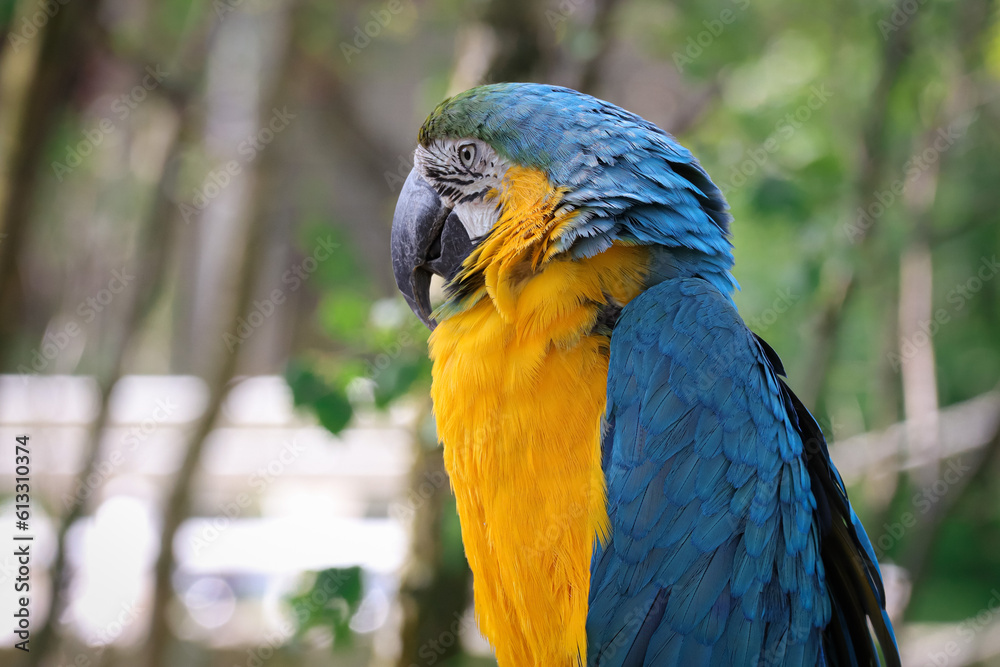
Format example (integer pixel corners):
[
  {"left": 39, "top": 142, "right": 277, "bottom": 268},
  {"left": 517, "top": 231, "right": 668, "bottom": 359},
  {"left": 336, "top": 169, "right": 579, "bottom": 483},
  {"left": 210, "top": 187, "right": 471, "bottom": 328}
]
[{"left": 285, "top": 361, "right": 354, "bottom": 434}]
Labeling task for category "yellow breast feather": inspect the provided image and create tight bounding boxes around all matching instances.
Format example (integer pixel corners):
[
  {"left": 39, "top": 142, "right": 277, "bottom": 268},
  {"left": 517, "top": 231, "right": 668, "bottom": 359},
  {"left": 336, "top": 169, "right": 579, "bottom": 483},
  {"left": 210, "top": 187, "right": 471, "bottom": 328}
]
[{"left": 428, "top": 166, "right": 647, "bottom": 666}]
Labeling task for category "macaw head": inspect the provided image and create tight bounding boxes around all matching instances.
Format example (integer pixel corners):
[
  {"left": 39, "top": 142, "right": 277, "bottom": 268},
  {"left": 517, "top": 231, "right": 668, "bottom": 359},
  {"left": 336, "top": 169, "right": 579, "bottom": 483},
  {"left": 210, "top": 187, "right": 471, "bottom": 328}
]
[{"left": 391, "top": 82, "right": 735, "bottom": 328}]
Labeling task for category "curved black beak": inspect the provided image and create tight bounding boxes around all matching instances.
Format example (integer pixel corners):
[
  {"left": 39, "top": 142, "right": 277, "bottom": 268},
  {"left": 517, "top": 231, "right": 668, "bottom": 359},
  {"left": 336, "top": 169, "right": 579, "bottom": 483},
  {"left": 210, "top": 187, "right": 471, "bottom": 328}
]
[{"left": 391, "top": 168, "right": 473, "bottom": 329}]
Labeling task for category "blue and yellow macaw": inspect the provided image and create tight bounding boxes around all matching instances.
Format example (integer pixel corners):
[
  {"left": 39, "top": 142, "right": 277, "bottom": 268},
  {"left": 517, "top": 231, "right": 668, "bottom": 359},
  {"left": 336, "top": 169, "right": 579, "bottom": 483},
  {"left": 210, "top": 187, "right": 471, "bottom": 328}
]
[{"left": 390, "top": 83, "right": 899, "bottom": 667}]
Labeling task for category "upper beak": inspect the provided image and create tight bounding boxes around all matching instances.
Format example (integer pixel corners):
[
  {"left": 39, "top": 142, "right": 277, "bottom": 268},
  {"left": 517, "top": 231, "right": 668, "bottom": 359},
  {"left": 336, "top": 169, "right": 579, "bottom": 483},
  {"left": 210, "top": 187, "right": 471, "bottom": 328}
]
[{"left": 391, "top": 168, "right": 473, "bottom": 329}]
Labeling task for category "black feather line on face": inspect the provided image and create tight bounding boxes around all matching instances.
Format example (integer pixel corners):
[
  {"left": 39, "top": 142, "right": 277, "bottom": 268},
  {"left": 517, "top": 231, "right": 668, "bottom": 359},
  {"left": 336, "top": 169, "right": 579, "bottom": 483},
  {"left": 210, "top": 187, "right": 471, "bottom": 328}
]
[
  {"left": 436, "top": 176, "right": 477, "bottom": 186},
  {"left": 437, "top": 185, "right": 460, "bottom": 201},
  {"left": 417, "top": 140, "right": 501, "bottom": 211},
  {"left": 457, "top": 188, "right": 490, "bottom": 204},
  {"left": 422, "top": 164, "right": 491, "bottom": 204}
]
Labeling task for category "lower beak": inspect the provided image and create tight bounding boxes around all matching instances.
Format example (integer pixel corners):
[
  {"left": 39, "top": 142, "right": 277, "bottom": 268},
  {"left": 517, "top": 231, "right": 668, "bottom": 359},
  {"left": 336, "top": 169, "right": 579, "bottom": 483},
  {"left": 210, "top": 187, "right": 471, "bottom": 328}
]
[{"left": 390, "top": 168, "right": 473, "bottom": 329}]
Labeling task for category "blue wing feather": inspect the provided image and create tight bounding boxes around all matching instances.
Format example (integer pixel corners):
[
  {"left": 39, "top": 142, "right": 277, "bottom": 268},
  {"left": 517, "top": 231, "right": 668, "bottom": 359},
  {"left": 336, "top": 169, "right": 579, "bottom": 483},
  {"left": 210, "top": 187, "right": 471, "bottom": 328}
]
[{"left": 587, "top": 277, "right": 899, "bottom": 666}]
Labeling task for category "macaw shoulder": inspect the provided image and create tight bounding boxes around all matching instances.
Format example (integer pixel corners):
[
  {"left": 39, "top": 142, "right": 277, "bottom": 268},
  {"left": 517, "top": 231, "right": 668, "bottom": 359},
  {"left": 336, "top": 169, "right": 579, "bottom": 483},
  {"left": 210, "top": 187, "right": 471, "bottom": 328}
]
[
  {"left": 607, "top": 277, "right": 790, "bottom": 430},
  {"left": 603, "top": 277, "right": 808, "bottom": 510}
]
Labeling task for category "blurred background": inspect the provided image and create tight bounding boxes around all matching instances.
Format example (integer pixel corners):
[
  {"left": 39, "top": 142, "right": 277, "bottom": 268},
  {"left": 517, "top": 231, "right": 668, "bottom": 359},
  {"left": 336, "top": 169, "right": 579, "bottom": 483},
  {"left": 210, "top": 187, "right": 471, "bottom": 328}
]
[{"left": 0, "top": 0, "right": 997, "bottom": 665}]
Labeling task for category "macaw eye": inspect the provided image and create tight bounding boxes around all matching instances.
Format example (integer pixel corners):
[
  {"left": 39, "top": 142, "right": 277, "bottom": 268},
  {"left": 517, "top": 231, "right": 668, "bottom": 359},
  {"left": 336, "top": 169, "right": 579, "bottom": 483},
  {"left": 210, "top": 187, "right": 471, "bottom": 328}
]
[{"left": 458, "top": 143, "right": 477, "bottom": 169}]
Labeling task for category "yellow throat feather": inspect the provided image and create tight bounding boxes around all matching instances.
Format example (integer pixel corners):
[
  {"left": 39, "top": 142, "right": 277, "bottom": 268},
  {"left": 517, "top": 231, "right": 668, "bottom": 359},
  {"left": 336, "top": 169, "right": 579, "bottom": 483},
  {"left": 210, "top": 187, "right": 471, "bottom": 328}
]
[{"left": 428, "top": 166, "right": 648, "bottom": 666}]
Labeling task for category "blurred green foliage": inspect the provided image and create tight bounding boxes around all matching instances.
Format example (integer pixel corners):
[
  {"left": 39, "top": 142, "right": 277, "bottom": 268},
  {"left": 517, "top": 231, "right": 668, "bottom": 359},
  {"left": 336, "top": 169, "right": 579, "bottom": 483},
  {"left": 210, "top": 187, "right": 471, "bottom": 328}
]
[
  {"left": 285, "top": 567, "right": 365, "bottom": 649},
  {"left": 286, "top": 221, "right": 432, "bottom": 430}
]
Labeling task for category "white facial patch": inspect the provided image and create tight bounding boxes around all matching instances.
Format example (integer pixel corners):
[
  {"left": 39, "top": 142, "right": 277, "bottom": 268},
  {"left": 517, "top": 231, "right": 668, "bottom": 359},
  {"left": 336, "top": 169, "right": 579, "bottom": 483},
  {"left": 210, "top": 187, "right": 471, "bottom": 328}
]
[
  {"left": 414, "top": 139, "right": 509, "bottom": 240},
  {"left": 453, "top": 199, "right": 501, "bottom": 240}
]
